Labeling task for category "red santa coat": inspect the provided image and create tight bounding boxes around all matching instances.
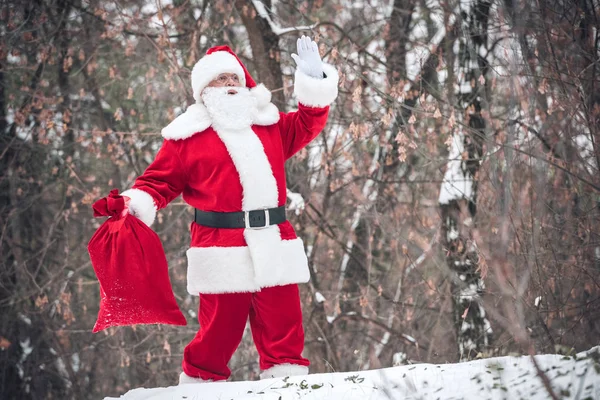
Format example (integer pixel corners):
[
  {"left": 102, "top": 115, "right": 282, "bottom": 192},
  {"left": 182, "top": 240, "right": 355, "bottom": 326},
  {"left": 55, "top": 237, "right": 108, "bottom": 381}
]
[{"left": 122, "top": 63, "right": 338, "bottom": 295}]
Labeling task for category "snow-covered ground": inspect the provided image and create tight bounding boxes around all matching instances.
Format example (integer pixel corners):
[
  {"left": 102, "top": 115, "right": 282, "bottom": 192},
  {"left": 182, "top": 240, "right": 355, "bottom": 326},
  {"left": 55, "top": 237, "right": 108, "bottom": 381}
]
[{"left": 105, "top": 347, "right": 600, "bottom": 400}]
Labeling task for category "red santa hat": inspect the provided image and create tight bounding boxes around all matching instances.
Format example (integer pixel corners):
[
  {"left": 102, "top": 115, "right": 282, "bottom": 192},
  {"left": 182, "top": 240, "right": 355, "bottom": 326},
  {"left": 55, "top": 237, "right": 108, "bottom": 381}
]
[{"left": 191, "top": 45, "right": 257, "bottom": 102}]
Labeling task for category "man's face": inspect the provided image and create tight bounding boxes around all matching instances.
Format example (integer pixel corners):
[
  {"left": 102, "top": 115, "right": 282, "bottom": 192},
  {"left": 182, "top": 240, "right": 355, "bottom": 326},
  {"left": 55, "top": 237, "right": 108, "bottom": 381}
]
[{"left": 207, "top": 73, "right": 242, "bottom": 95}]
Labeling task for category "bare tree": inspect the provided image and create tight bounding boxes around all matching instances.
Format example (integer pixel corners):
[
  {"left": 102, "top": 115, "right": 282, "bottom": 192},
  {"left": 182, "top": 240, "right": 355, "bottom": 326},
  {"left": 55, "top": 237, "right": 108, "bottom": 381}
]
[
  {"left": 438, "top": 0, "right": 493, "bottom": 360},
  {"left": 1, "top": 1, "right": 599, "bottom": 398}
]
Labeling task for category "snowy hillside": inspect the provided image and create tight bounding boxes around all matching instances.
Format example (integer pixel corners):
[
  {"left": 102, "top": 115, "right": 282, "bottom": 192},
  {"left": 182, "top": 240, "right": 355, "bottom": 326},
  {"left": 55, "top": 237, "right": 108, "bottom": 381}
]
[{"left": 106, "top": 348, "right": 600, "bottom": 400}]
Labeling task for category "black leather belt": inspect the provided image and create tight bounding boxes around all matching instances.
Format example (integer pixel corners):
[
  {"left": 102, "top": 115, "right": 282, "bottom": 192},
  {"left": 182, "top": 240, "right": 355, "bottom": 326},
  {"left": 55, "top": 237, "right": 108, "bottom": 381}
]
[{"left": 194, "top": 206, "right": 286, "bottom": 229}]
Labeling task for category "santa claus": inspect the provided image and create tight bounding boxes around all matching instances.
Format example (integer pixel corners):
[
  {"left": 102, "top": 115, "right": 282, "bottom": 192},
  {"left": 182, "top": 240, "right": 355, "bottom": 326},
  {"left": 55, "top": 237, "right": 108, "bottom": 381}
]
[{"left": 118, "top": 36, "right": 338, "bottom": 383}]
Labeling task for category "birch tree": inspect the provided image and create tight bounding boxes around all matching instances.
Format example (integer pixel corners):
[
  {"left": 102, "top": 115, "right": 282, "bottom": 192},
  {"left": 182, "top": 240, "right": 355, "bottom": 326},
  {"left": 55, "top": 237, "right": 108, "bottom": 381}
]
[{"left": 438, "top": 0, "right": 493, "bottom": 360}]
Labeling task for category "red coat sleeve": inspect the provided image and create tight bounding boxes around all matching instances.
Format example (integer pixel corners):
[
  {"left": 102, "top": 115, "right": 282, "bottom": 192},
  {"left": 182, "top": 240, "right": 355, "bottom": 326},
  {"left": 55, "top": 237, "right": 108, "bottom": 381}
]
[
  {"left": 121, "top": 139, "right": 187, "bottom": 226},
  {"left": 278, "top": 104, "right": 329, "bottom": 160},
  {"left": 279, "top": 62, "right": 339, "bottom": 160}
]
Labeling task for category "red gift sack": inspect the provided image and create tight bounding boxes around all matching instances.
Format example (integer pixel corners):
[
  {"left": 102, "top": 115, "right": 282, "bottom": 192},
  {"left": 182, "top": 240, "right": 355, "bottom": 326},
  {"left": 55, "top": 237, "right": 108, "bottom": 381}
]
[{"left": 88, "top": 190, "right": 187, "bottom": 332}]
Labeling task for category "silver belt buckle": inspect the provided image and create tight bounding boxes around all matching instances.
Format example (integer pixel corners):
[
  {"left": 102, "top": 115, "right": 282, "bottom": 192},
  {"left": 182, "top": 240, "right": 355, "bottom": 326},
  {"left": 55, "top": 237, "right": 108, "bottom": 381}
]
[{"left": 244, "top": 209, "right": 270, "bottom": 229}]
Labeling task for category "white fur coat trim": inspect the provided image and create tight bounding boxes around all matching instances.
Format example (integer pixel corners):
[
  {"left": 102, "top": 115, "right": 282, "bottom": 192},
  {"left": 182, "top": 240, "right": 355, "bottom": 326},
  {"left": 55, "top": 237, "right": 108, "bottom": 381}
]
[
  {"left": 121, "top": 188, "right": 156, "bottom": 227},
  {"left": 178, "top": 372, "right": 211, "bottom": 385},
  {"left": 259, "top": 363, "right": 309, "bottom": 380},
  {"left": 185, "top": 237, "right": 309, "bottom": 295},
  {"left": 183, "top": 104, "right": 309, "bottom": 295},
  {"left": 244, "top": 226, "right": 310, "bottom": 288},
  {"left": 161, "top": 85, "right": 280, "bottom": 141},
  {"left": 294, "top": 62, "right": 339, "bottom": 108},
  {"left": 212, "top": 125, "right": 278, "bottom": 210}
]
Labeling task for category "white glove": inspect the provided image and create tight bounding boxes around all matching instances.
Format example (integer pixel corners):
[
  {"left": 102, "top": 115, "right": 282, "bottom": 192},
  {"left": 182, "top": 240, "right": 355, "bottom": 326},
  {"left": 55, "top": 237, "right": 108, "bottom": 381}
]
[{"left": 291, "top": 35, "right": 324, "bottom": 79}]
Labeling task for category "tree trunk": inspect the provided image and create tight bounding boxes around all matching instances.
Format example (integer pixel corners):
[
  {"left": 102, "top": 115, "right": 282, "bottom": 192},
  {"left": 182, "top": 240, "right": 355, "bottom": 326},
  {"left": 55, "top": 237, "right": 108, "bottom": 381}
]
[
  {"left": 0, "top": 21, "right": 24, "bottom": 400},
  {"left": 439, "top": 0, "right": 493, "bottom": 360},
  {"left": 237, "top": 0, "right": 285, "bottom": 108}
]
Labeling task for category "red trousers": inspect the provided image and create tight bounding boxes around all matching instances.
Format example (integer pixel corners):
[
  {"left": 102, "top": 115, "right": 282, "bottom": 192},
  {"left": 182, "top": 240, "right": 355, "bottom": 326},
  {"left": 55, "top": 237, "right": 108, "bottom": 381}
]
[{"left": 182, "top": 284, "right": 309, "bottom": 381}]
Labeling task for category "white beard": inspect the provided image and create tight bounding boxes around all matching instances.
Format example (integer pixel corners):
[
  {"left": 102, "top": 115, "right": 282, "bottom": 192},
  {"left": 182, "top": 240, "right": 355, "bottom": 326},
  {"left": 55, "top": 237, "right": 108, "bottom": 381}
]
[{"left": 202, "top": 86, "right": 257, "bottom": 132}]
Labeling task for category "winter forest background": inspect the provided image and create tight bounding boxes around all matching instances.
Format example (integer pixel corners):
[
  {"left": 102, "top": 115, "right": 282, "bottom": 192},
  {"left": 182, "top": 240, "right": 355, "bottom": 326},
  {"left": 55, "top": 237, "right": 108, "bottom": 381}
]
[{"left": 0, "top": 0, "right": 599, "bottom": 398}]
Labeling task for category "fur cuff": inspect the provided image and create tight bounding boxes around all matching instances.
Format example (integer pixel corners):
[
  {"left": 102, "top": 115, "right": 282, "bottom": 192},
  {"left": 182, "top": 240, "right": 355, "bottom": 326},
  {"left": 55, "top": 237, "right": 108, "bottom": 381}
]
[
  {"left": 293, "top": 63, "right": 339, "bottom": 108},
  {"left": 121, "top": 188, "right": 156, "bottom": 227},
  {"left": 259, "top": 363, "right": 309, "bottom": 380}
]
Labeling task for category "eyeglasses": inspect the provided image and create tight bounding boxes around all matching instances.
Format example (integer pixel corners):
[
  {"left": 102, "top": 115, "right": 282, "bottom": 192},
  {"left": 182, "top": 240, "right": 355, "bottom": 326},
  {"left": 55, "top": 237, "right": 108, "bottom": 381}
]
[{"left": 216, "top": 74, "right": 240, "bottom": 84}]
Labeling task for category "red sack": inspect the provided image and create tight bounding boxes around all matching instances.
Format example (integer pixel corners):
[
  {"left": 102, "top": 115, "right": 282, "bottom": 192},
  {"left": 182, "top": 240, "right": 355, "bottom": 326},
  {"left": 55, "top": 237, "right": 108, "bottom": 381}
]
[{"left": 88, "top": 190, "right": 187, "bottom": 332}]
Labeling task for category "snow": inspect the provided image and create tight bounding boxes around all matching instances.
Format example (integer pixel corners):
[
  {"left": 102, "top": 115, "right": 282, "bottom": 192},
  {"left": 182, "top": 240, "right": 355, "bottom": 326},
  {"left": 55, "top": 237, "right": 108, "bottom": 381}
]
[
  {"left": 392, "top": 351, "right": 407, "bottom": 366},
  {"left": 458, "top": 282, "right": 482, "bottom": 301},
  {"left": 403, "top": 334, "right": 416, "bottom": 343},
  {"left": 406, "top": 1, "right": 454, "bottom": 82},
  {"left": 573, "top": 133, "right": 598, "bottom": 174},
  {"left": 251, "top": 0, "right": 316, "bottom": 35},
  {"left": 18, "top": 313, "right": 32, "bottom": 325},
  {"left": 7, "top": 53, "right": 21, "bottom": 64},
  {"left": 104, "top": 348, "right": 600, "bottom": 400},
  {"left": 458, "top": 302, "right": 492, "bottom": 356},
  {"left": 315, "top": 292, "right": 326, "bottom": 303},
  {"left": 438, "top": 130, "right": 474, "bottom": 204},
  {"left": 286, "top": 189, "right": 305, "bottom": 215},
  {"left": 18, "top": 338, "right": 33, "bottom": 379},
  {"left": 72, "top": 353, "right": 80, "bottom": 373}
]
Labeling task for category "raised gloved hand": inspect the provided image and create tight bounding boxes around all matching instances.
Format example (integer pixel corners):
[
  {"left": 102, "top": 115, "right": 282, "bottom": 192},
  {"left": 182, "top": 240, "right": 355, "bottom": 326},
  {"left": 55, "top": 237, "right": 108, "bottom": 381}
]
[{"left": 291, "top": 35, "right": 324, "bottom": 79}]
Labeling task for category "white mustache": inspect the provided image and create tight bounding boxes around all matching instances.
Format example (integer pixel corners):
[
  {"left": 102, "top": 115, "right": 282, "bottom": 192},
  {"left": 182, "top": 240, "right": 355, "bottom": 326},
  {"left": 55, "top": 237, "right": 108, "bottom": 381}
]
[{"left": 202, "top": 86, "right": 257, "bottom": 131}]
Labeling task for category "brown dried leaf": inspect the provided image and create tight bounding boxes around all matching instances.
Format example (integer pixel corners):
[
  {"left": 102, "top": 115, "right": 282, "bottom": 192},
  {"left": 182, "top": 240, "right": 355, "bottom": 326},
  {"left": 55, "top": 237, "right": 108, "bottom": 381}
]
[
  {"left": 0, "top": 337, "right": 11, "bottom": 349},
  {"left": 114, "top": 108, "right": 123, "bottom": 121},
  {"left": 163, "top": 339, "right": 171, "bottom": 355},
  {"left": 352, "top": 85, "right": 362, "bottom": 103},
  {"left": 398, "top": 148, "right": 407, "bottom": 162},
  {"left": 35, "top": 294, "right": 48, "bottom": 308},
  {"left": 448, "top": 112, "right": 456, "bottom": 128}
]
